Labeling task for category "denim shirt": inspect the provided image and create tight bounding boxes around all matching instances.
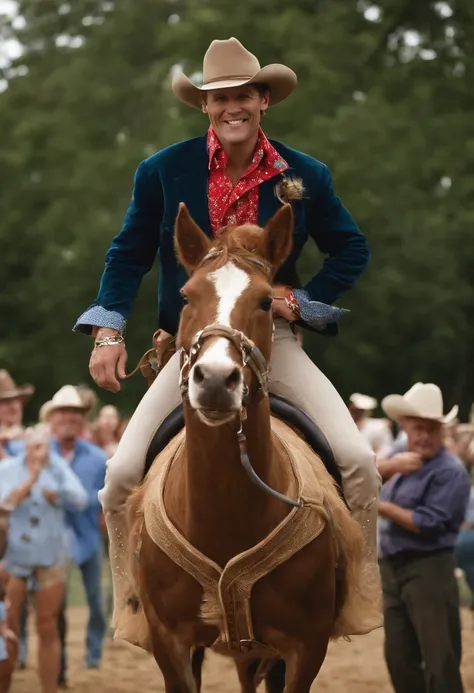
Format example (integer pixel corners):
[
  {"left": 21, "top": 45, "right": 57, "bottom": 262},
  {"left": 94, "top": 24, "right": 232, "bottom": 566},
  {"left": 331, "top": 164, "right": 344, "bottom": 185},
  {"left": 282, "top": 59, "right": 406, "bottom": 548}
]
[
  {"left": 379, "top": 447, "right": 471, "bottom": 557},
  {"left": 52, "top": 438, "right": 107, "bottom": 566},
  {"left": 0, "top": 454, "right": 87, "bottom": 575}
]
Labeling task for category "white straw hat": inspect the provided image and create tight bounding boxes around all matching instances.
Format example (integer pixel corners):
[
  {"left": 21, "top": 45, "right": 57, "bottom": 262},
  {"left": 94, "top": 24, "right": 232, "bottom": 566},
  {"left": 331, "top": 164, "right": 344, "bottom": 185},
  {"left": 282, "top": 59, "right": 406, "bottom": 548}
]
[
  {"left": 382, "top": 382, "right": 458, "bottom": 424},
  {"left": 40, "top": 385, "right": 87, "bottom": 420},
  {"left": 349, "top": 393, "right": 378, "bottom": 411}
]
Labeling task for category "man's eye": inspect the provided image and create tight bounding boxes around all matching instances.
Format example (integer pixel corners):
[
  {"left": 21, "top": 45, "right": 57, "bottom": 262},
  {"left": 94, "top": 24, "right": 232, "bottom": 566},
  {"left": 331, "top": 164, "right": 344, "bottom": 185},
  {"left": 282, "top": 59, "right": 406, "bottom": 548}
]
[{"left": 260, "top": 298, "right": 272, "bottom": 312}]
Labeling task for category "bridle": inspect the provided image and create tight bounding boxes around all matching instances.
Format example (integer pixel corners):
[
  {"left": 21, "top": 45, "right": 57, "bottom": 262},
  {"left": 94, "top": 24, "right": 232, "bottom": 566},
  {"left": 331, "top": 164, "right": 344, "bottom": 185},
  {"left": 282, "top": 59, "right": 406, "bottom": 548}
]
[
  {"left": 179, "top": 323, "right": 270, "bottom": 403},
  {"left": 178, "top": 323, "right": 303, "bottom": 509}
]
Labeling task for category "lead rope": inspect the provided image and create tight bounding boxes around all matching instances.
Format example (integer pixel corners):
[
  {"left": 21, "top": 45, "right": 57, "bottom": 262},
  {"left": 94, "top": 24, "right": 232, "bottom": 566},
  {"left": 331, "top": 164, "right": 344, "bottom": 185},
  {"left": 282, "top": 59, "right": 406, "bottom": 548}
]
[{"left": 236, "top": 409, "right": 304, "bottom": 509}]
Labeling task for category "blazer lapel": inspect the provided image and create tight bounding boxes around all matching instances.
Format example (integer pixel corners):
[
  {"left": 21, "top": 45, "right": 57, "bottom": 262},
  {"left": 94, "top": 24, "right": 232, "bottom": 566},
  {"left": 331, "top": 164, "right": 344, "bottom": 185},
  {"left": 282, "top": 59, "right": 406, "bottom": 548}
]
[{"left": 174, "top": 137, "right": 212, "bottom": 238}]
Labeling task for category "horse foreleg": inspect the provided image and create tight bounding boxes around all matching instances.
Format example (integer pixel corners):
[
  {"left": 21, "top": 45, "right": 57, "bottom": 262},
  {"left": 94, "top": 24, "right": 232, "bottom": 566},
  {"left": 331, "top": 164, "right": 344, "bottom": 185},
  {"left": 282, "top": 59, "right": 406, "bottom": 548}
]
[
  {"left": 191, "top": 646, "right": 205, "bottom": 692},
  {"left": 265, "top": 658, "right": 286, "bottom": 693},
  {"left": 284, "top": 643, "right": 329, "bottom": 693},
  {"left": 235, "top": 659, "right": 261, "bottom": 693},
  {"left": 143, "top": 602, "right": 196, "bottom": 693}
]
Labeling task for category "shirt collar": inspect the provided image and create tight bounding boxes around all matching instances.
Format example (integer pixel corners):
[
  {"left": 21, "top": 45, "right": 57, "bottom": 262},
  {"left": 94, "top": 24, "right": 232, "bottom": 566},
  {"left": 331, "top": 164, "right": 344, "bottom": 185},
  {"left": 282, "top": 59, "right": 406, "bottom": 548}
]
[
  {"left": 207, "top": 126, "right": 271, "bottom": 171},
  {"left": 52, "top": 436, "right": 79, "bottom": 462}
]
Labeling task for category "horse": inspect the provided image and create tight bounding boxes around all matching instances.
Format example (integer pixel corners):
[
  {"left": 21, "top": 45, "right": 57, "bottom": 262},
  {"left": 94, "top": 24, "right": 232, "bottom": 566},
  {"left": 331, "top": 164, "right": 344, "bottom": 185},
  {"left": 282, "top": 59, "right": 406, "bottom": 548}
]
[{"left": 125, "top": 203, "right": 374, "bottom": 692}]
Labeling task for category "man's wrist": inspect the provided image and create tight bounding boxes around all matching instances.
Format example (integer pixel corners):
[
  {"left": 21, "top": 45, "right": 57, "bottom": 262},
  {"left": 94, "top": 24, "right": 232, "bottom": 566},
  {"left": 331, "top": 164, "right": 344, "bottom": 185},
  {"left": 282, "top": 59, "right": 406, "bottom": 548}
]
[
  {"left": 285, "top": 290, "right": 301, "bottom": 319},
  {"left": 93, "top": 327, "right": 122, "bottom": 340}
]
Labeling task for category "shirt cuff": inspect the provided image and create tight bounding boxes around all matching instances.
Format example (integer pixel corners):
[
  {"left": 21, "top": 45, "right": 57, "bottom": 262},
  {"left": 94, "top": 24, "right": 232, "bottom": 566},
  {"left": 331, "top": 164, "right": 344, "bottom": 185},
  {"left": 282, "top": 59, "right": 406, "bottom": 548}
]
[
  {"left": 292, "top": 289, "right": 349, "bottom": 331},
  {"left": 73, "top": 305, "right": 126, "bottom": 335}
]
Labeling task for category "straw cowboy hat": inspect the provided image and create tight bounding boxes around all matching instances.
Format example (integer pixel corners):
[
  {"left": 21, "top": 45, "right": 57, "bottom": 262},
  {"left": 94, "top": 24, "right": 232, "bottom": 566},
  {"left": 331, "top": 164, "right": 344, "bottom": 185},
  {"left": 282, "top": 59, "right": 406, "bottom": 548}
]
[
  {"left": 382, "top": 383, "right": 458, "bottom": 424},
  {"left": 172, "top": 37, "right": 297, "bottom": 110},
  {"left": 0, "top": 369, "right": 34, "bottom": 403},
  {"left": 40, "top": 385, "right": 88, "bottom": 421},
  {"left": 349, "top": 393, "right": 378, "bottom": 411}
]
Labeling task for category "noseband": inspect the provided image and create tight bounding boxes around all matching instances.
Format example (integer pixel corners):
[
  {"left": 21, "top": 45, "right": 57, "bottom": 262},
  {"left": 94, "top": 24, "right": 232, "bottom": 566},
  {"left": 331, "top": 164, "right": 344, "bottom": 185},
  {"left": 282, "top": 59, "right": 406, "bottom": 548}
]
[
  {"left": 179, "top": 323, "right": 270, "bottom": 401},
  {"left": 178, "top": 322, "right": 303, "bottom": 509}
]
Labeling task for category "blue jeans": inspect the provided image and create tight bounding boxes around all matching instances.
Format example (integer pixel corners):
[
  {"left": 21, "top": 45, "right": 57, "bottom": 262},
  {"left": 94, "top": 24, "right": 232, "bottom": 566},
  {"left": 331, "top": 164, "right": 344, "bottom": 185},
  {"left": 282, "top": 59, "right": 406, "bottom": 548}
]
[
  {"left": 59, "top": 548, "right": 106, "bottom": 678},
  {"left": 456, "top": 528, "right": 474, "bottom": 608}
]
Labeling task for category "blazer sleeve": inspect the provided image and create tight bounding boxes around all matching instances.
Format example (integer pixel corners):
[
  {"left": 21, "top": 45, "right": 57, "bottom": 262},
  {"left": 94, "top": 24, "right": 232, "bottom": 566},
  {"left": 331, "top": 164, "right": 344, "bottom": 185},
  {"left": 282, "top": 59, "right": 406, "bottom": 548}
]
[
  {"left": 74, "top": 159, "right": 163, "bottom": 334},
  {"left": 301, "top": 163, "right": 370, "bottom": 306}
]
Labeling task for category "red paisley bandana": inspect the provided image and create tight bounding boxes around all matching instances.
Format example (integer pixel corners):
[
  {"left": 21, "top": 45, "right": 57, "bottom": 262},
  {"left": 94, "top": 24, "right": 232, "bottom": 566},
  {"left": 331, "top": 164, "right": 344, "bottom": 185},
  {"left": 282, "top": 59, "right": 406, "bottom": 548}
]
[{"left": 207, "top": 126, "right": 289, "bottom": 235}]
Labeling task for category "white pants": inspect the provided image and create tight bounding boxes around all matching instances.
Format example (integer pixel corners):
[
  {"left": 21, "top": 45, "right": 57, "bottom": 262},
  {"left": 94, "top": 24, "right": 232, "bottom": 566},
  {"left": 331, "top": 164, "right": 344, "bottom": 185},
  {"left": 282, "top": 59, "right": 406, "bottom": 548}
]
[{"left": 99, "top": 320, "right": 381, "bottom": 630}]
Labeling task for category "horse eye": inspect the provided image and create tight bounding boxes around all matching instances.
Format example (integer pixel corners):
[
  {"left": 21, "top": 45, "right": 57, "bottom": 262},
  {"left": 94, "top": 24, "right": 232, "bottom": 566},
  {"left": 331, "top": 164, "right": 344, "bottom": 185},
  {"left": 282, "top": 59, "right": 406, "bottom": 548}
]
[{"left": 260, "top": 297, "right": 272, "bottom": 312}]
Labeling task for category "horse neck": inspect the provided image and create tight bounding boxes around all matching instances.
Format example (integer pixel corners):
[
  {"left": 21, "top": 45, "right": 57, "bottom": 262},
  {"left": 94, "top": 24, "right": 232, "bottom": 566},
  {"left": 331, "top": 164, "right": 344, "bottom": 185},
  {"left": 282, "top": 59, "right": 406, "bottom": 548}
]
[{"left": 167, "top": 398, "right": 291, "bottom": 566}]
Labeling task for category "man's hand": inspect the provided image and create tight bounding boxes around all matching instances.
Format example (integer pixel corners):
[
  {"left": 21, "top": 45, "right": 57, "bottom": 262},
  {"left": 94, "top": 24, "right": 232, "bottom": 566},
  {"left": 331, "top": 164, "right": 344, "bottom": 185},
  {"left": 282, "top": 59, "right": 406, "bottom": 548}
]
[
  {"left": 42, "top": 488, "right": 59, "bottom": 505},
  {"left": 89, "top": 328, "right": 128, "bottom": 393},
  {"left": 390, "top": 452, "right": 423, "bottom": 475},
  {"left": 378, "top": 501, "right": 419, "bottom": 533},
  {"left": 272, "top": 298, "right": 296, "bottom": 322},
  {"left": 377, "top": 452, "right": 422, "bottom": 481},
  {"left": 272, "top": 285, "right": 298, "bottom": 323}
]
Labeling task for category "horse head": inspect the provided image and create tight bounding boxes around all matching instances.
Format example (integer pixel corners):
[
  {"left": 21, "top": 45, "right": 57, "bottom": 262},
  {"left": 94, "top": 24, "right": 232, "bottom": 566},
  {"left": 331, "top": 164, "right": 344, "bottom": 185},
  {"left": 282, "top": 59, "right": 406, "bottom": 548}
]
[{"left": 174, "top": 202, "right": 293, "bottom": 426}]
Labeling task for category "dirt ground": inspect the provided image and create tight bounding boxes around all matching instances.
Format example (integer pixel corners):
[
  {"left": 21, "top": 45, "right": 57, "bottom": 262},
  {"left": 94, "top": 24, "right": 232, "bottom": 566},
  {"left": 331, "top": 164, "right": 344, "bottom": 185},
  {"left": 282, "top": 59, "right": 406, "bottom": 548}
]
[{"left": 11, "top": 607, "right": 474, "bottom": 692}]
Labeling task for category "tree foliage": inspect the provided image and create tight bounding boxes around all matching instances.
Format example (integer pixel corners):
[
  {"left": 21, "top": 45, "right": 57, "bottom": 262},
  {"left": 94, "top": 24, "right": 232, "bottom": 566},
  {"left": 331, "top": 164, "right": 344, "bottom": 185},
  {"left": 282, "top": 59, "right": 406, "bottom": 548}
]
[{"left": 0, "top": 0, "right": 473, "bottom": 420}]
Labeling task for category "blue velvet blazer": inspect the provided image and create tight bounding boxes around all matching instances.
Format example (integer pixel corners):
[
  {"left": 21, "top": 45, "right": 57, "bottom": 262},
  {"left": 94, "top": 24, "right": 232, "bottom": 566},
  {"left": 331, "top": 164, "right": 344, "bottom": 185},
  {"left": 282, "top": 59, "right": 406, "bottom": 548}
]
[{"left": 74, "top": 135, "right": 369, "bottom": 336}]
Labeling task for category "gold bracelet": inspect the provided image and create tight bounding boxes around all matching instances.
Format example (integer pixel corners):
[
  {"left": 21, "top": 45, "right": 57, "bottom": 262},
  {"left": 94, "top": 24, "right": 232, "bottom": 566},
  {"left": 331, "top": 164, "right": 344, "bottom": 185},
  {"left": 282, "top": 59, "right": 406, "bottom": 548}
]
[{"left": 94, "top": 335, "right": 125, "bottom": 348}]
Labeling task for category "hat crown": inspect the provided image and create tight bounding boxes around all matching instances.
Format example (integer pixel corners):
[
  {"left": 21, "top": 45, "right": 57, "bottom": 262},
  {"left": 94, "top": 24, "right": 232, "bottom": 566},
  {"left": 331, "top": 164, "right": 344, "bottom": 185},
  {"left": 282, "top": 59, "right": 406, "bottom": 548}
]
[
  {"left": 404, "top": 382, "right": 444, "bottom": 417},
  {"left": 202, "top": 38, "right": 261, "bottom": 86},
  {"left": 0, "top": 370, "right": 16, "bottom": 395},
  {"left": 51, "top": 385, "right": 84, "bottom": 409}
]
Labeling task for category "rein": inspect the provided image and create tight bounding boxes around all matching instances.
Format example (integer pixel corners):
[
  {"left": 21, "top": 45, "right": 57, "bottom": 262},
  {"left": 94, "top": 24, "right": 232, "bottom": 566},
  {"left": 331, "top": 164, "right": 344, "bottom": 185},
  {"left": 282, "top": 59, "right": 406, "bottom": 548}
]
[{"left": 179, "top": 322, "right": 304, "bottom": 509}]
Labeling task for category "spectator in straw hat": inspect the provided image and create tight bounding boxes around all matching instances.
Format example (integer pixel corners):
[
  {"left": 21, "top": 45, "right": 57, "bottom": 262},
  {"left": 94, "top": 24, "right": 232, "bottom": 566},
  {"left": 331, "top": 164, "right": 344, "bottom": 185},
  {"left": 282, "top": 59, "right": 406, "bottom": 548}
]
[
  {"left": 42, "top": 386, "right": 107, "bottom": 683},
  {"left": 378, "top": 382, "right": 470, "bottom": 693},
  {"left": 349, "top": 392, "right": 394, "bottom": 456},
  {"left": 0, "top": 370, "right": 34, "bottom": 460}
]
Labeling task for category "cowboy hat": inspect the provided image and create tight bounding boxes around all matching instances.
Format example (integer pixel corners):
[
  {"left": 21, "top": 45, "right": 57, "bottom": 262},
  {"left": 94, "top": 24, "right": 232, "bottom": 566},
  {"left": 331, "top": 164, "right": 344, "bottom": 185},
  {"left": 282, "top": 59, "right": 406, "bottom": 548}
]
[
  {"left": 382, "top": 382, "right": 458, "bottom": 425},
  {"left": 349, "top": 393, "right": 378, "bottom": 411},
  {"left": 40, "top": 385, "right": 88, "bottom": 420},
  {"left": 172, "top": 37, "right": 297, "bottom": 110},
  {"left": 0, "top": 369, "right": 34, "bottom": 403}
]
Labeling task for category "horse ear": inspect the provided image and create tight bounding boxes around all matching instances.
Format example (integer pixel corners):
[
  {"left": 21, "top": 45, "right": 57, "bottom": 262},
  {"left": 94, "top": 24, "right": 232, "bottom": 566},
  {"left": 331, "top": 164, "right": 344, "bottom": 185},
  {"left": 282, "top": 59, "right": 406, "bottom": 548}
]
[
  {"left": 174, "top": 203, "right": 212, "bottom": 274},
  {"left": 264, "top": 203, "right": 294, "bottom": 272}
]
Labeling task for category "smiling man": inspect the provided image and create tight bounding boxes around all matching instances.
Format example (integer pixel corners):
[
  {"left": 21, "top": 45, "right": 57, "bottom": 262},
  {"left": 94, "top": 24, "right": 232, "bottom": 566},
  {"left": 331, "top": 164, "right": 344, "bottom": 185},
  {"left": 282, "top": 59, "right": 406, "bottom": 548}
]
[
  {"left": 74, "top": 38, "right": 382, "bottom": 640},
  {"left": 379, "top": 383, "right": 471, "bottom": 693}
]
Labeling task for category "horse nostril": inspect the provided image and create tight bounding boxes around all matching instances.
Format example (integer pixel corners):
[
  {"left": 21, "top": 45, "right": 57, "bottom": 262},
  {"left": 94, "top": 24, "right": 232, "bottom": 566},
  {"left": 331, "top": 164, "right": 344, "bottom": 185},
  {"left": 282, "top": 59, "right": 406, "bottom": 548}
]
[
  {"left": 193, "top": 365, "right": 205, "bottom": 385},
  {"left": 226, "top": 367, "right": 242, "bottom": 392}
]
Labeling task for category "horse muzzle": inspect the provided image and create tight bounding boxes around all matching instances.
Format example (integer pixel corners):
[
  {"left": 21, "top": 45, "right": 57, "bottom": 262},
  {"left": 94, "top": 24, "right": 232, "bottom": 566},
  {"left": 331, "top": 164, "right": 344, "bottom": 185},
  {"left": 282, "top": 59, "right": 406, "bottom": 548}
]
[{"left": 188, "top": 361, "right": 245, "bottom": 425}]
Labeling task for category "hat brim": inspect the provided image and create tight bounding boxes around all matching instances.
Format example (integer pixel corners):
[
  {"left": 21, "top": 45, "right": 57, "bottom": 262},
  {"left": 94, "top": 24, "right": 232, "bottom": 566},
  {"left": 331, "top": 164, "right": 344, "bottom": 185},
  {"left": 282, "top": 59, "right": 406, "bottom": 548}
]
[
  {"left": 381, "top": 394, "right": 458, "bottom": 425},
  {"left": 41, "top": 401, "right": 87, "bottom": 421},
  {"left": 349, "top": 395, "right": 378, "bottom": 411},
  {"left": 0, "top": 384, "right": 35, "bottom": 404},
  {"left": 172, "top": 64, "right": 297, "bottom": 110}
]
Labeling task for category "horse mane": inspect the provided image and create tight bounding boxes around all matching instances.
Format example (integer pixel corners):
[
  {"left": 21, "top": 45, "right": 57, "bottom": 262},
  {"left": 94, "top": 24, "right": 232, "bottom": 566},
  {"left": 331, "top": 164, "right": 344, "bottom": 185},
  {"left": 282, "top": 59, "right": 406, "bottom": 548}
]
[{"left": 197, "top": 225, "right": 271, "bottom": 278}]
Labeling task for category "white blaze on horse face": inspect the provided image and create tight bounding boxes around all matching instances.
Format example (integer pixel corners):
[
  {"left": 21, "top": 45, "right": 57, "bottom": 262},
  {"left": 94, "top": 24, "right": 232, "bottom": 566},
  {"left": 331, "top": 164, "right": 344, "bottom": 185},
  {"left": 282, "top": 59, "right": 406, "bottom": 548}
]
[
  {"left": 188, "top": 261, "right": 249, "bottom": 413},
  {"left": 204, "top": 261, "right": 249, "bottom": 361}
]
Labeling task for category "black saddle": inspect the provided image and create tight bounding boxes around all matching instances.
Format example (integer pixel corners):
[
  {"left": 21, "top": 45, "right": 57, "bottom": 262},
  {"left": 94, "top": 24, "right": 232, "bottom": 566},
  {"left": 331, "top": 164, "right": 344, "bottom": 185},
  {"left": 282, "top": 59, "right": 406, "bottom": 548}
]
[{"left": 144, "top": 394, "right": 342, "bottom": 491}]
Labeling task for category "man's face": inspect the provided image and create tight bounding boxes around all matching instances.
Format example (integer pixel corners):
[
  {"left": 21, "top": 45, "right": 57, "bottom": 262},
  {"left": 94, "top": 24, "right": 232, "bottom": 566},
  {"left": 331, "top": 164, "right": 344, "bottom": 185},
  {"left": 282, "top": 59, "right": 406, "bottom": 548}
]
[
  {"left": 0, "top": 397, "right": 23, "bottom": 427},
  {"left": 403, "top": 417, "right": 443, "bottom": 460},
  {"left": 49, "top": 408, "right": 84, "bottom": 442},
  {"left": 203, "top": 85, "right": 269, "bottom": 147}
]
